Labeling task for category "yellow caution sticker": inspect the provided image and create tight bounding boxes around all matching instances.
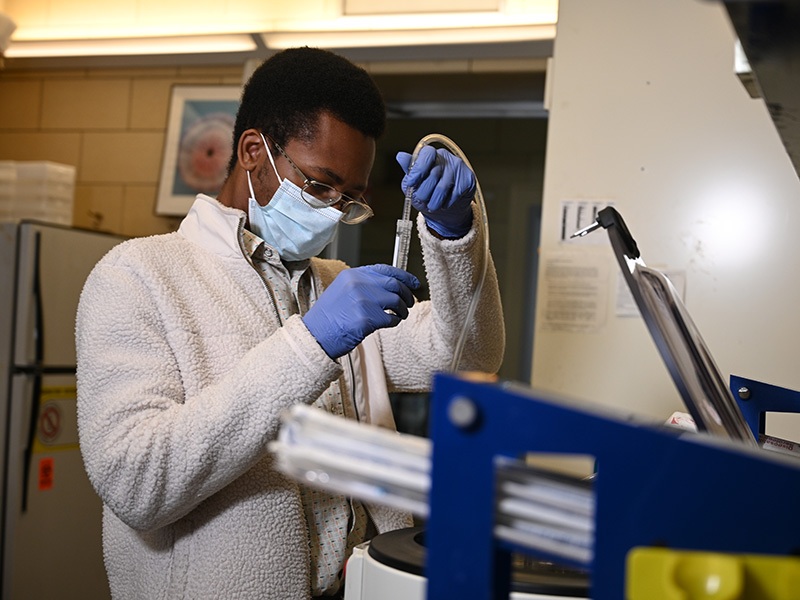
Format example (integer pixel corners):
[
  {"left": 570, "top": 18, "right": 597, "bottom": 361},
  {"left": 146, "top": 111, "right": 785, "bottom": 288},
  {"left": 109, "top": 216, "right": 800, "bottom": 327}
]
[{"left": 33, "top": 386, "right": 80, "bottom": 454}]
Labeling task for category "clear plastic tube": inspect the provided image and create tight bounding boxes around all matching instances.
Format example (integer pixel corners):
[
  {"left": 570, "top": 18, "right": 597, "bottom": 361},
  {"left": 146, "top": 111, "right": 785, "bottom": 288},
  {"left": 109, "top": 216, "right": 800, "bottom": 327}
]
[{"left": 392, "top": 133, "right": 490, "bottom": 373}]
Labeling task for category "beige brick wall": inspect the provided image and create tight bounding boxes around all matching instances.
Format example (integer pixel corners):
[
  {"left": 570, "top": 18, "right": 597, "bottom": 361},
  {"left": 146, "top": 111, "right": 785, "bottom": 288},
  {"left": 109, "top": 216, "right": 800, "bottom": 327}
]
[{"left": 0, "top": 64, "right": 244, "bottom": 237}]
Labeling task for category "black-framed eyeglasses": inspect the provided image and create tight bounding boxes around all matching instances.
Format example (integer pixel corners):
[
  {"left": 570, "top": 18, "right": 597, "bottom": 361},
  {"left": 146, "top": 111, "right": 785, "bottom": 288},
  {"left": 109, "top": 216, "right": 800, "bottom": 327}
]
[{"left": 266, "top": 134, "right": 374, "bottom": 225}]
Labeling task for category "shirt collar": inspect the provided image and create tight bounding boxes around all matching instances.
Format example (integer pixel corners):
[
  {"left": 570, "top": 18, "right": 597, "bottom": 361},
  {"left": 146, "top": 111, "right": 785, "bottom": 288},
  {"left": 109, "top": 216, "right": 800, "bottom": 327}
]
[
  {"left": 241, "top": 228, "right": 311, "bottom": 270},
  {"left": 241, "top": 228, "right": 264, "bottom": 260}
]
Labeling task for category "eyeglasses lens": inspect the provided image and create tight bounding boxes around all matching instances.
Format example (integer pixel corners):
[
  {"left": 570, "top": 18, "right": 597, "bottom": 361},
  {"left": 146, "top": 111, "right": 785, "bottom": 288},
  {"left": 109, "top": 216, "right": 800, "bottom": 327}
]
[{"left": 300, "top": 182, "right": 371, "bottom": 224}]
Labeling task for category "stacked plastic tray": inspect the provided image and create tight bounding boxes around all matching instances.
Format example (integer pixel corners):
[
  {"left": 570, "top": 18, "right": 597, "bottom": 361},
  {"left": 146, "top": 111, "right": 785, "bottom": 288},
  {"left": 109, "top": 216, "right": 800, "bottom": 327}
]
[{"left": 0, "top": 161, "right": 76, "bottom": 226}]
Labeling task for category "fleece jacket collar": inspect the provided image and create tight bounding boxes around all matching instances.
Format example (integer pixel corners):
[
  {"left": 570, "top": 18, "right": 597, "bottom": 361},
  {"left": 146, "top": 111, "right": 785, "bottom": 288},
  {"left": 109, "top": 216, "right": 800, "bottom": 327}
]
[{"left": 178, "top": 194, "right": 247, "bottom": 260}]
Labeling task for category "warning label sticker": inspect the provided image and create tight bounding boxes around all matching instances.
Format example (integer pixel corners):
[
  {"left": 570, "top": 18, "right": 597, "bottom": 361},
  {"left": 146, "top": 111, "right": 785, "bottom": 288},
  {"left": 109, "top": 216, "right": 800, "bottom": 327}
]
[
  {"left": 38, "top": 457, "right": 54, "bottom": 491},
  {"left": 34, "top": 386, "right": 79, "bottom": 453},
  {"left": 39, "top": 405, "right": 61, "bottom": 443}
]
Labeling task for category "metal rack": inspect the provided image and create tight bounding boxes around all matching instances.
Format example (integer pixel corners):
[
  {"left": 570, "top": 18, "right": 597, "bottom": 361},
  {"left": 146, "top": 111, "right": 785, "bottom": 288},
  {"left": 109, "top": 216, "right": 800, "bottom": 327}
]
[{"left": 424, "top": 373, "right": 800, "bottom": 600}]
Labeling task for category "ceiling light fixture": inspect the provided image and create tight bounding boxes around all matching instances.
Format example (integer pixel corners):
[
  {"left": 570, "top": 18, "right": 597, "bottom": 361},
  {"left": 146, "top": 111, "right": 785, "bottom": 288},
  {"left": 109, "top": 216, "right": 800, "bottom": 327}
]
[
  {"left": 4, "top": 33, "right": 257, "bottom": 59},
  {"left": 263, "top": 25, "right": 555, "bottom": 50}
]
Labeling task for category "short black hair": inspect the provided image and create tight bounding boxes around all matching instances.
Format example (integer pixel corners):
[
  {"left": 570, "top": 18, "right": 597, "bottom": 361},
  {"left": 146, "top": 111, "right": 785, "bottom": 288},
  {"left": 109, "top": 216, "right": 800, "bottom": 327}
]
[{"left": 227, "top": 47, "right": 386, "bottom": 173}]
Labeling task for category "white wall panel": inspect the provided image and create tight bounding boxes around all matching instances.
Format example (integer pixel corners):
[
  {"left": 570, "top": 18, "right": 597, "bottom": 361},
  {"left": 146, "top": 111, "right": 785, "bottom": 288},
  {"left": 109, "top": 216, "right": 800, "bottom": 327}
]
[{"left": 533, "top": 0, "right": 800, "bottom": 442}]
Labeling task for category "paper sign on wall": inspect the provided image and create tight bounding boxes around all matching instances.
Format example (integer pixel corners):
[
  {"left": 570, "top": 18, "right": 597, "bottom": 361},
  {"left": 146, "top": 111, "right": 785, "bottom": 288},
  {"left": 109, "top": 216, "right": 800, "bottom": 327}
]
[
  {"left": 615, "top": 269, "right": 687, "bottom": 317},
  {"left": 539, "top": 251, "right": 610, "bottom": 333}
]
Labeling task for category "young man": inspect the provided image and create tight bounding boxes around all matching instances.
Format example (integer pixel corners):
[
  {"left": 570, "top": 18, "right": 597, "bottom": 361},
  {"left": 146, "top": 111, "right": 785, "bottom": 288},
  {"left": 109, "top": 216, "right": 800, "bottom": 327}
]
[{"left": 76, "top": 47, "right": 504, "bottom": 599}]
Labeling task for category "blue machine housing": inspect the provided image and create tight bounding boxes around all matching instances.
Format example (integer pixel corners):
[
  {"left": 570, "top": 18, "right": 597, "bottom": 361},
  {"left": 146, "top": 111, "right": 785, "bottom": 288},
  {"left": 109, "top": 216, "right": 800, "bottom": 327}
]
[
  {"left": 731, "top": 374, "right": 800, "bottom": 442},
  {"left": 425, "top": 373, "right": 800, "bottom": 600}
]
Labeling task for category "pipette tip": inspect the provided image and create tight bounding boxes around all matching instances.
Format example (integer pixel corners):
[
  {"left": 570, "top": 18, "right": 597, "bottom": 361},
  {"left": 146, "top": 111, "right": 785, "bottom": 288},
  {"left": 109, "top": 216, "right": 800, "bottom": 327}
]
[{"left": 570, "top": 221, "right": 602, "bottom": 239}]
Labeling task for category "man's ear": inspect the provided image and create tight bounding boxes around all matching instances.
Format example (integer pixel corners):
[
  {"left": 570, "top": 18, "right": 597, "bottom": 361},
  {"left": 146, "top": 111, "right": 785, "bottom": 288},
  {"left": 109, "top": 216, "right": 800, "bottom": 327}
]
[{"left": 237, "top": 129, "right": 266, "bottom": 171}]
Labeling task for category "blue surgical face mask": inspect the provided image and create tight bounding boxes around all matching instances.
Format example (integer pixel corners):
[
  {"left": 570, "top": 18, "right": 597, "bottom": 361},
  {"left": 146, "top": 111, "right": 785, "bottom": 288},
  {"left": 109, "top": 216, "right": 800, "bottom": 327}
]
[{"left": 246, "top": 134, "right": 342, "bottom": 261}]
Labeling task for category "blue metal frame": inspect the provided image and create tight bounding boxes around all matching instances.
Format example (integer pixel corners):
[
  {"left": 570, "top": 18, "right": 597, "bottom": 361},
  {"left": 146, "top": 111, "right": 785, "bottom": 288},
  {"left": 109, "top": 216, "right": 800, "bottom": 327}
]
[
  {"left": 730, "top": 374, "right": 800, "bottom": 440},
  {"left": 425, "top": 373, "right": 800, "bottom": 600}
]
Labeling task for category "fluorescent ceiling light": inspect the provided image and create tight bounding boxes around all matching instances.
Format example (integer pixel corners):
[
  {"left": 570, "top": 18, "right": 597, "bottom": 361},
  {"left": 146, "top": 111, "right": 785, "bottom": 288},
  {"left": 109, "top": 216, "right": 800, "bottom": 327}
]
[
  {"left": 5, "top": 34, "right": 257, "bottom": 58},
  {"left": 3, "top": 9, "right": 556, "bottom": 59},
  {"left": 291, "top": 12, "right": 556, "bottom": 31},
  {"left": 259, "top": 11, "right": 555, "bottom": 49},
  {"left": 263, "top": 25, "right": 555, "bottom": 50}
]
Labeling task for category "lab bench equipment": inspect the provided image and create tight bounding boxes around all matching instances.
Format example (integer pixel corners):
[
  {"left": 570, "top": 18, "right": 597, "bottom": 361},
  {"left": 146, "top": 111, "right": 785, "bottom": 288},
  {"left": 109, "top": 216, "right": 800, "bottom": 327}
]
[{"left": 424, "top": 372, "right": 800, "bottom": 600}]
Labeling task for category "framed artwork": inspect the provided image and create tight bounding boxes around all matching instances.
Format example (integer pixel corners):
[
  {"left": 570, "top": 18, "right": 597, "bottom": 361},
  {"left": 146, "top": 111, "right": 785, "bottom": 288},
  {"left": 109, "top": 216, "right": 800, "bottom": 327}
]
[{"left": 155, "top": 85, "right": 241, "bottom": 216}]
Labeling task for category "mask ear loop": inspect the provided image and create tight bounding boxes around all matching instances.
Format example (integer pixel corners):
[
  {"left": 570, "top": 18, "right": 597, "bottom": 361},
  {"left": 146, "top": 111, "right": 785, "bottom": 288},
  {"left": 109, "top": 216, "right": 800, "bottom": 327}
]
[
  {"left": 246, "top": 133, "right": 282, "bottom": 204},
  {"left": 246, "top": 169, "right": 257, "bottom": 203},
  {"left": 260, "top": 133, "right": 282, "bottom": 182}
]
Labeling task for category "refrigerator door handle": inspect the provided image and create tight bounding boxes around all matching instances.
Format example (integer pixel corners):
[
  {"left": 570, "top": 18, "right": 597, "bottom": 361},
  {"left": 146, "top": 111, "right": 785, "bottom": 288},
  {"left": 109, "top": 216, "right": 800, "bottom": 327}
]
[
  {"left": 21, "top": 232, "right": 44, "bottom": 513},
  {"left": 14, "top": 365, "right": 76, "bottom": 375}
]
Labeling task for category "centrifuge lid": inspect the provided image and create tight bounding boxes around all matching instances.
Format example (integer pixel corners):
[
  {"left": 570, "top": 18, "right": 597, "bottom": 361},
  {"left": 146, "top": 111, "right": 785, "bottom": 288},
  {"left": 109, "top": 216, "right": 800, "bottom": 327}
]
[{"left": 367, "top": 527, "right": 590, "bottom": 597}]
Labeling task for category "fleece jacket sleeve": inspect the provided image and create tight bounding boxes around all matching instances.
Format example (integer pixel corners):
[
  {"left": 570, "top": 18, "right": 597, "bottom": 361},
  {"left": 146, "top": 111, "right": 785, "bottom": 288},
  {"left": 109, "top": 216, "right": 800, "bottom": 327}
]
[
  {"left": 76, "top": 252, "right": 341, "bottom": 532},
  {"left": 378, "top": 205, "right": 505, "bottom": 392}
]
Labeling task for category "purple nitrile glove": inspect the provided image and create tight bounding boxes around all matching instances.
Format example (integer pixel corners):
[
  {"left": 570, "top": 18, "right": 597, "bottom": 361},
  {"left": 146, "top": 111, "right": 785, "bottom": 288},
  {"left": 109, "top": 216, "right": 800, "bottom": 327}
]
[
  {"left": 396, "top": 145, "right": 475, "bottom": 238},
  {"left": 302, "top": 264, "right": 420, "bottom": 359}
]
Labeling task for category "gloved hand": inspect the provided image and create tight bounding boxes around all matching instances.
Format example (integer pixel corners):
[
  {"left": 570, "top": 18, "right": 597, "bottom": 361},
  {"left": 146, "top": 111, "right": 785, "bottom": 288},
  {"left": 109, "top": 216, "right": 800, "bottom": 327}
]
[
  {"left": 396, "top": 145, "right": 476, "bottom": 238},
  {"left": 302, "top": 265, "right": 420, "bottom": 359}
]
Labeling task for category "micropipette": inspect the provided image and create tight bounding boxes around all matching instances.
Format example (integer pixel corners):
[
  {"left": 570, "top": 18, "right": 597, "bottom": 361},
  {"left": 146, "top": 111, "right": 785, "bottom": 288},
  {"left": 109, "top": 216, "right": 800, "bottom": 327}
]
[
  {"left": 392, "top": 137, "right": 433, "bottom": 271},
  {"left": 392, "top": 188, "right": 414, "bottom": 271}
]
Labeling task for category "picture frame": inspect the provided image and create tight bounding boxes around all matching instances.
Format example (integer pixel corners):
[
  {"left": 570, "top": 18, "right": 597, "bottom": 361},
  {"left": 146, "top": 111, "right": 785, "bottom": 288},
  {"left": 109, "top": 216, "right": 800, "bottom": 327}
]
[{"left": 155, "top": 85, "right": 241, "bottom": 216}]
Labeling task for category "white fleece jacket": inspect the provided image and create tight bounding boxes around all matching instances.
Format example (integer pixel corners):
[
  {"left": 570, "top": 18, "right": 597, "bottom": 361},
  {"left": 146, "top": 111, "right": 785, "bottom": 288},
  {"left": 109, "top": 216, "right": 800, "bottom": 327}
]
[{"left": 76, "top": 194, "right": 504, "bottom": 600}]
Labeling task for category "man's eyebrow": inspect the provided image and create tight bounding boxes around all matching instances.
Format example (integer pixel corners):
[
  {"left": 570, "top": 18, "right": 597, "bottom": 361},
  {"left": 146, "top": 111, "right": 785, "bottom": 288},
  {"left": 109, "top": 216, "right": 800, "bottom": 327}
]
[{"left": 311, "top": 165, "right": 368, "bottom": 193}]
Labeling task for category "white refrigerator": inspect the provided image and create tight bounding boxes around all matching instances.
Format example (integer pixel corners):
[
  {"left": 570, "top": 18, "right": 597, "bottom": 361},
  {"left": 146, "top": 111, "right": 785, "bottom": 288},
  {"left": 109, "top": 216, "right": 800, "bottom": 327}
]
[{"left": 0, "top": 221, "right": 125, "bottom": 599}]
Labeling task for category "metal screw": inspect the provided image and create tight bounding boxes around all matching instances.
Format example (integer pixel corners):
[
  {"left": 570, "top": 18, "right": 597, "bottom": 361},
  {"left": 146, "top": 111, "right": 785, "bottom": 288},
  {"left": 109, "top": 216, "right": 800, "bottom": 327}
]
[
  {"left": 738, "top": 387, "right": 751, "bottom": 401},
  {"left": 448, "top": 396, "right": 479, "bottom": 429}
]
